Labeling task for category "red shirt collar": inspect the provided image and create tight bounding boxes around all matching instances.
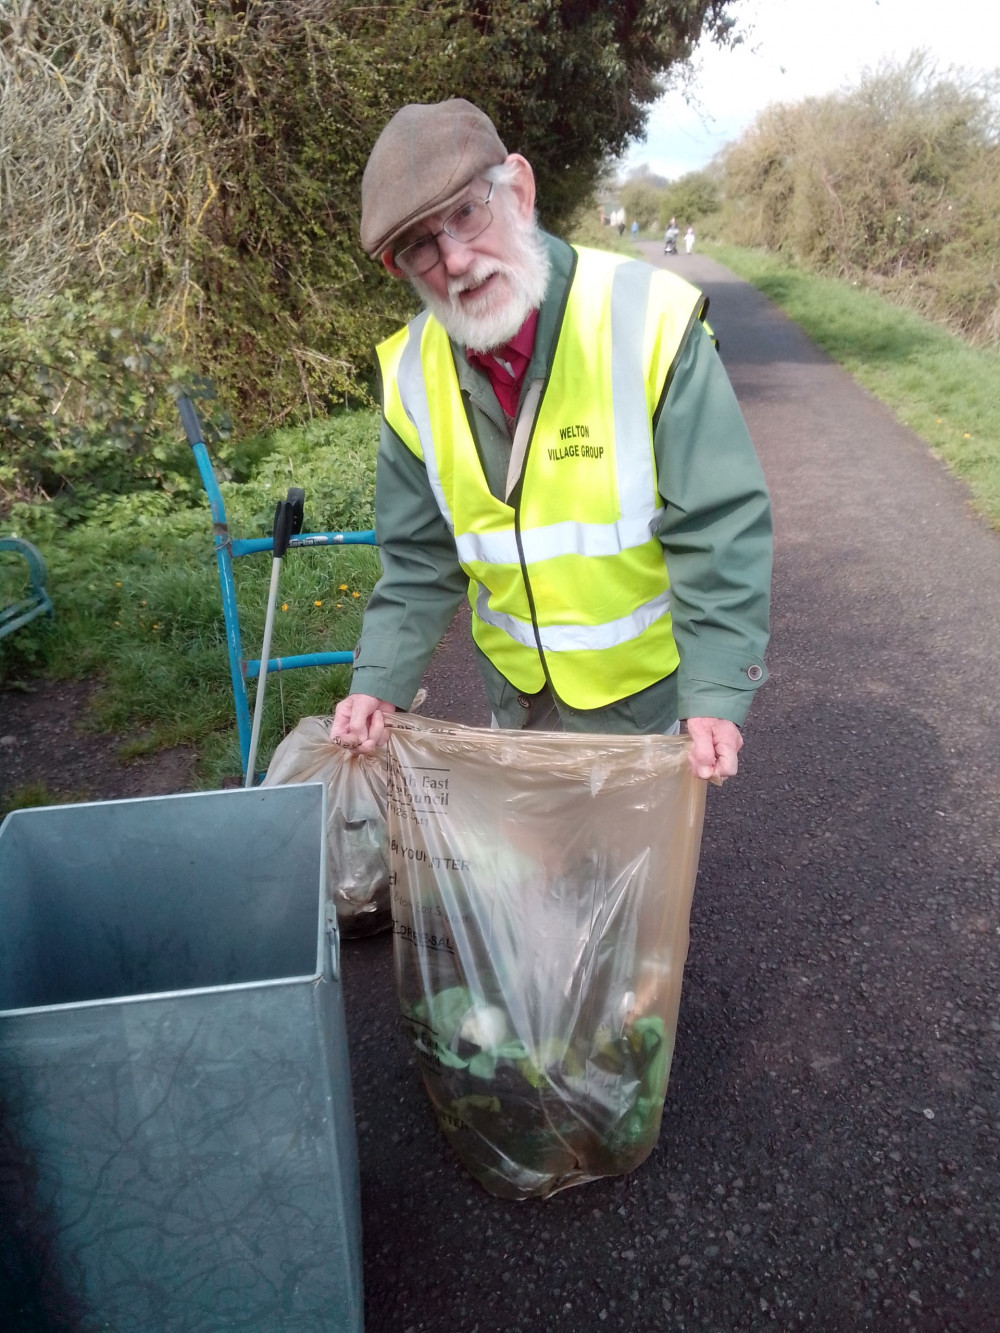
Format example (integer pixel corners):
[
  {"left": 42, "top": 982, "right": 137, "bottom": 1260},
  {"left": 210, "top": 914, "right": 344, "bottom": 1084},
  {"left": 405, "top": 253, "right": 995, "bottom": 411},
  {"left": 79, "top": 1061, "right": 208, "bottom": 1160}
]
[{"left": 465, "top": 310, "right": 539, "bottom": 419}]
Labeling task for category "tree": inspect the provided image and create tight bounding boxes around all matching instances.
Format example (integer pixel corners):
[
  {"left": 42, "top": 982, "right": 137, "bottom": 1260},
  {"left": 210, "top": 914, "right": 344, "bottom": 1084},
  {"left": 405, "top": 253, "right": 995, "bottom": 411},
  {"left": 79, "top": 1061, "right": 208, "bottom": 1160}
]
[
  {"left": 662, "top": 171, "right": 720, "bottom": 226},
  {"left": 0, "top": 0, "right": 740, "bottom": 429},
  {"left": 620, "top": 177, "right": 669, "bottom": 230}
]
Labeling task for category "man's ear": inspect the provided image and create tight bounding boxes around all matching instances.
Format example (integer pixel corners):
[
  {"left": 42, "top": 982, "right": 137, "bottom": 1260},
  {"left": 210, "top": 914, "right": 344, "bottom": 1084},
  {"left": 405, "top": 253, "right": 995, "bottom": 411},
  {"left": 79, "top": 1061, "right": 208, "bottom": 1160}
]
[
  {"left": 381, "top": 249, "right": 405, "bottom": 278},
  {"left": 503, "top": 153, "right": 536, "bottom": 221}
]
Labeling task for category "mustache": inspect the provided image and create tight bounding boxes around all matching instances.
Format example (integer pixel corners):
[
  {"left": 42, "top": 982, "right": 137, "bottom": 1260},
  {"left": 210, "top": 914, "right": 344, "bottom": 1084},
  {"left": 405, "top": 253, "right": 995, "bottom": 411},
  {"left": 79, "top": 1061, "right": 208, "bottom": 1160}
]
[{"left": 448, "top": 262, "right": 507, "bottom": 301}]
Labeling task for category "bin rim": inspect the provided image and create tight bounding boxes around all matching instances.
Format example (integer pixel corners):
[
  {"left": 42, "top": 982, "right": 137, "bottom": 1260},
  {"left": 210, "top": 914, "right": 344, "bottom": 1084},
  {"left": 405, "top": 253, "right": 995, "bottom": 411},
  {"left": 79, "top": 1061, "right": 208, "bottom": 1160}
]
[
  {"left": 0, "top": 970, "right": 334, "bottom": 1022},
  {"left": 0, "top": 781, "right": 334, "bottom": 1018},
  {"left": 0, "top": 781, "right": 329, "bottom": 830}
]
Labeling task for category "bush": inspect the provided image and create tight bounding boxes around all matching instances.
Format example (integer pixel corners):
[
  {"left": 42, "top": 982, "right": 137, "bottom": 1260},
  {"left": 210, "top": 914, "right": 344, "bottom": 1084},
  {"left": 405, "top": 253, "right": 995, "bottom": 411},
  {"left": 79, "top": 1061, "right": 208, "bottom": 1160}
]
[
  {"left": 716, "top": 54, "right": 1000, "bottom": 347},
  {"left": 0, "top": 291, "right": 227, "bottom": 519},
  {"left": 0, "top": 1, "right": 740, "bottom": 429}
]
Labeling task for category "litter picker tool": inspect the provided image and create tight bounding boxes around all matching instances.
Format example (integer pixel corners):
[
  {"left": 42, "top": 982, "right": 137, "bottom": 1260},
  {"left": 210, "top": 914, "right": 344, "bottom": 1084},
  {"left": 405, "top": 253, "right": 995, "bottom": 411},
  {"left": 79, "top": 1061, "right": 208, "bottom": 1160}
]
[{"left": 245, "top": 487, "right": 305, "bottom": 786}]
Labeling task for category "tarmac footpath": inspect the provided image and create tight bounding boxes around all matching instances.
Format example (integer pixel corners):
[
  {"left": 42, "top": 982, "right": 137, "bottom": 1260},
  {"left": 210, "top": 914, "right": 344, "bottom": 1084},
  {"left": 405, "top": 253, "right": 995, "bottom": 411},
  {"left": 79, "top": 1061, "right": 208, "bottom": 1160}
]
[{"left": 341, "top": 245, "right": 1000, "bottom": 1333}]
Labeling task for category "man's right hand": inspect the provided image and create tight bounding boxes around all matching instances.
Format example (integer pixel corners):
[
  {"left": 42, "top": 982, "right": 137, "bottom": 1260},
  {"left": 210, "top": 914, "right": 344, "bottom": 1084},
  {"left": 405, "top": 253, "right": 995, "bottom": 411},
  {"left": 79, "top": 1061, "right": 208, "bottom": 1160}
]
[{"left": 329, "top": 694, "right": 397, "bottom": 752}]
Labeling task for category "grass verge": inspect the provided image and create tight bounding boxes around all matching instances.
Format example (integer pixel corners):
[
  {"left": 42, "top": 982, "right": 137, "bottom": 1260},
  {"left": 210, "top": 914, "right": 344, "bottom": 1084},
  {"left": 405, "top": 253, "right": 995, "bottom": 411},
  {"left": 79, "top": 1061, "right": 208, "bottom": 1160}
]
[{"left": 706, "top": 242, "right": 1000, "bottom": 529}]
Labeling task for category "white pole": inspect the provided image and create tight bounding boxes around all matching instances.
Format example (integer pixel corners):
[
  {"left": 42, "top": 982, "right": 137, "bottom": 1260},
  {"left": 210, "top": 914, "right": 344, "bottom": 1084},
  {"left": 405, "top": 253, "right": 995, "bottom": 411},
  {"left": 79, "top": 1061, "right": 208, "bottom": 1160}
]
[{"left": 244, "top": 555, "right": 284, "bottom": 787}]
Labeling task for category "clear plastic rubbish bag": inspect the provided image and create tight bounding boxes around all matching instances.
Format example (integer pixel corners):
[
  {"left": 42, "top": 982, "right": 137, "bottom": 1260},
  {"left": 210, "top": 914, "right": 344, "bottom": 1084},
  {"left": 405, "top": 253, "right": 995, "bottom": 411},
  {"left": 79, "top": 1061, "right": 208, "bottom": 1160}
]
[
  {"left": 384, "top": 714, "right": 707, "bottom": 1199},
  {"left": 263, "top": 716, "right": 391, "bottom": 937}
]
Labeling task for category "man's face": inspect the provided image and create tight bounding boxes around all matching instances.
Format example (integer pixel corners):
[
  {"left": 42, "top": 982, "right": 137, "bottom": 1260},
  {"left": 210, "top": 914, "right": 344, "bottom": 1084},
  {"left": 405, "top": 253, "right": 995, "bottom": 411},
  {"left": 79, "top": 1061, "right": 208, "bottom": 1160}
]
[{"left": 382, "top": 154, "right": 549, "bottom": 352}]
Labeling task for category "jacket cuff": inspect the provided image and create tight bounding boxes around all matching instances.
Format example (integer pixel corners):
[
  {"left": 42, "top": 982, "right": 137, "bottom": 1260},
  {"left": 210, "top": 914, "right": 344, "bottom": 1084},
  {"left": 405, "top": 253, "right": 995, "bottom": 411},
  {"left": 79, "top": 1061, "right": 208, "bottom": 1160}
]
[
  {"left": 350, "top": 632, "right": 421, "bottom": 709},
  {"left": 349, "top": 666, "right": 414, "bottom": 711},
  {"left": 678, "top": 644, "right": 768, "bottom": 726}
]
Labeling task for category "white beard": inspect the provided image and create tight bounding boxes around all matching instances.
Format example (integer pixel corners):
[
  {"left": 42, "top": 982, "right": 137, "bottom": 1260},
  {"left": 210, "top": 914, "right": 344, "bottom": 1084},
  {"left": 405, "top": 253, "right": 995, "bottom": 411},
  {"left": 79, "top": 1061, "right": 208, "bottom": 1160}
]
[{"left": 411, "top": 213, "right": 551, "bottom": 352}]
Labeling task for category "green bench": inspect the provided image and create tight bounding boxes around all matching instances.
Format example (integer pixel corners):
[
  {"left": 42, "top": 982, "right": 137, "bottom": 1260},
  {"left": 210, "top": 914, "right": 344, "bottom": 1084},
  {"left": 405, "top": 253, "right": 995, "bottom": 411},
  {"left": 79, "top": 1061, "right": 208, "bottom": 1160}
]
[{"left": 0, "top": 537, "right": 54, "bottom": 640}]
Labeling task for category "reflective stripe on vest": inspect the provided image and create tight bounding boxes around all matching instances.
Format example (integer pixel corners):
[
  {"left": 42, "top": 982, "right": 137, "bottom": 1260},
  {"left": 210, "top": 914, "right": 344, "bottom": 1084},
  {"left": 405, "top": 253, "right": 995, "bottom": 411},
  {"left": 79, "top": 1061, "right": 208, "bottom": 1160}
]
[{"left": 377, "top": 247, "right": 704, "bottom": 707}]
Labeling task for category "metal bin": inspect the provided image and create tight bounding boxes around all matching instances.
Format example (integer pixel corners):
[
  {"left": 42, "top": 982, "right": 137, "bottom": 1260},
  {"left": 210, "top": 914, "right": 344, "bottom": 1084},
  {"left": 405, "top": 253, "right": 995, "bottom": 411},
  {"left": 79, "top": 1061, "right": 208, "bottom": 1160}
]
[{"left": 0, "top": 784, "right": 362, "bottom": 1331}]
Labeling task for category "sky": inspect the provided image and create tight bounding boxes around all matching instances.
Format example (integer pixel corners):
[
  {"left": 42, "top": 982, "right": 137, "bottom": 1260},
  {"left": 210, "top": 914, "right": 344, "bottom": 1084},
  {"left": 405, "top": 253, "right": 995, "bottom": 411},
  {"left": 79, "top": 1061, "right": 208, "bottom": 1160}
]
[{"left": 622, "top": 0, "right": 999, "bottom": 180}]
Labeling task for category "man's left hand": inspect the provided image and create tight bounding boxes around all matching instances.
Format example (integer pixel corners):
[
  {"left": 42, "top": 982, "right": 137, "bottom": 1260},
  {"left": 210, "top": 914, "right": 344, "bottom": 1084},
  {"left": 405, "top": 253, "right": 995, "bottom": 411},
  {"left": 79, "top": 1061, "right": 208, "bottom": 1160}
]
[{"left": 684, "top": 717, "right": 743, "bottom": 783}]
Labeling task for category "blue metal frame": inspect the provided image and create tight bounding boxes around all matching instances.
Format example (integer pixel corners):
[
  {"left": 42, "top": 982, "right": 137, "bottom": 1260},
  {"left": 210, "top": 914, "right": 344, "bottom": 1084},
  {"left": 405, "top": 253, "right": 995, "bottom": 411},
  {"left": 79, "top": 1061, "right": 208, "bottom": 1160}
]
[
  {"left": 178, "top": 397, "right": 376, "bottom": 780},
  {"left": 0, "top": 537, "right": 55, "bottom": 640}
]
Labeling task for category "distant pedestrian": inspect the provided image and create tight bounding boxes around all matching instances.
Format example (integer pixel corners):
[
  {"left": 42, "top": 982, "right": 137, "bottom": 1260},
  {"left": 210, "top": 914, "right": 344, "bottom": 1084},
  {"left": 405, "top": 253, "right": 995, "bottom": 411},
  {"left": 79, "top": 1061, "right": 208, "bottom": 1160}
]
[
  {"left": 630, "top": 219, "right": 639, "bottom": 237},
  {"left": 685, "top": 225, "right": 695, "bottom": 254}
]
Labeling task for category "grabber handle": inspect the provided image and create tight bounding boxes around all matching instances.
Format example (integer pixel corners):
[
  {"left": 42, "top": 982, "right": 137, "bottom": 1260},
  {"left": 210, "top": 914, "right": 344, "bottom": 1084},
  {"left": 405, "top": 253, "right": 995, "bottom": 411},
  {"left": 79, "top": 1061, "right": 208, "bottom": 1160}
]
[{"left": 272, "top": 486, "right": 305, "bottom": 559}]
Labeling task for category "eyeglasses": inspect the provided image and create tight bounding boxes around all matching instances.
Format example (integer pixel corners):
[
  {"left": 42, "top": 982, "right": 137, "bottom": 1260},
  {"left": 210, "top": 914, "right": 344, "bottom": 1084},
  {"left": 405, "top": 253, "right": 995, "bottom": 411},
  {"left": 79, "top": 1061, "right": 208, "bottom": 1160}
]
[{"left": 393, "top": 182, "right": 495, "bottom": 277}]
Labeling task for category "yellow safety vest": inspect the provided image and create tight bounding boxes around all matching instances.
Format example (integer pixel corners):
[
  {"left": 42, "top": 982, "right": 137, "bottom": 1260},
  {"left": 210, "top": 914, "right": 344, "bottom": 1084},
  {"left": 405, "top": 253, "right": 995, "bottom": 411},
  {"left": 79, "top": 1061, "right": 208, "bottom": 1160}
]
[{"left": 377, "top": 246, "right": 706, "bottom": 709}]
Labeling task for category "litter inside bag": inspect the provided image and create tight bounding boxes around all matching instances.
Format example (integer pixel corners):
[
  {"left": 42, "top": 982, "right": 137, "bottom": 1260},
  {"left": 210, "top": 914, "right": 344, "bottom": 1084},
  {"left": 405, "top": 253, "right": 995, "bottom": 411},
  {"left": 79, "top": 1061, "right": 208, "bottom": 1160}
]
[
  {"left": 263, "top": 716, "right": 391, "bottom": 937},
  {"left": 385, "top": 714, "right": 707, "bottom": 1199}
]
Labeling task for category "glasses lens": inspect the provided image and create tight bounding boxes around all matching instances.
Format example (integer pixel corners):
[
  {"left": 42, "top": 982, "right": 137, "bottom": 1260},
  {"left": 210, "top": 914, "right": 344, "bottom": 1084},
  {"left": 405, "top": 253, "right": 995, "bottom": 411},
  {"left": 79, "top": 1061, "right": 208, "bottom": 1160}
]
[
  {"left": 395, "top": 235, "right": 439, "bottom": 277},
  {"left": 445, "top": 200, "right": 490, "bottom": 243}
]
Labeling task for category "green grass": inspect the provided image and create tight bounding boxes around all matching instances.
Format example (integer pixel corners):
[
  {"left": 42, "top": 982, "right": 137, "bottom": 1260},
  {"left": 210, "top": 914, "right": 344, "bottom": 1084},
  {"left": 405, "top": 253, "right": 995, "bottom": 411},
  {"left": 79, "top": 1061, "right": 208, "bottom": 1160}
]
[
  {"left": 0, "top": 781, "right": 71, "bottom": 819},
  {"left": 707, "top": 243, "right": 1000, "bottom": 529},
  {"left": 1, "top": 408, "right": 382, "bottom": 788}
]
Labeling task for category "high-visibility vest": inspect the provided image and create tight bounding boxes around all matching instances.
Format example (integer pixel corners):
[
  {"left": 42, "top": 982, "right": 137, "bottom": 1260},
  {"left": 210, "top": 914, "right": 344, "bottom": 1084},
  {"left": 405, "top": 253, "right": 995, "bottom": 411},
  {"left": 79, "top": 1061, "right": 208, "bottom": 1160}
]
[{"left": 377, "top": 246, "right": 706, "bottom": 708}]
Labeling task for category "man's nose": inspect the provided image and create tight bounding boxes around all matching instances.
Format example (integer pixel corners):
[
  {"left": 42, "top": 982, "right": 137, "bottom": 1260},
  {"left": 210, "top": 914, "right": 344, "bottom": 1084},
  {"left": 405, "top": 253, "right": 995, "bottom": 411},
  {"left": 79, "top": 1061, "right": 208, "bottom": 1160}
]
[{"left": 437, "top": 231, "right": 475, "bottom": 276}]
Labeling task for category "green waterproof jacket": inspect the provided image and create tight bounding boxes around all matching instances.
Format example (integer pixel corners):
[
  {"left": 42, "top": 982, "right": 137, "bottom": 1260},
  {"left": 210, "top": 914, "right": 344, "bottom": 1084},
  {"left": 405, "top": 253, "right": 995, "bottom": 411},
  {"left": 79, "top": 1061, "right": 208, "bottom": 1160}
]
[{"left": 351, "top": 234, "right": 772, "bottom": 732}]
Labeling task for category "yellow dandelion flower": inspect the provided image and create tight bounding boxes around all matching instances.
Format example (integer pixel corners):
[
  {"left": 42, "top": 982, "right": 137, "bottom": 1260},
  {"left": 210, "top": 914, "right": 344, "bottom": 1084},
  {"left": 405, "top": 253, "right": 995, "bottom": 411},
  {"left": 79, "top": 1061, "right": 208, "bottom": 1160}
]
[
  {"left": 352, "top": 591, "right": 361, "bottom": 599},
  {"left": 338, "top": 584, "right": 348, "bottom": 592},
  {"left": 314, "top": 600, "right": 323, "bottom": 607},
  {"left": 963, "top": 432, "right": 971, "bottom": 439},
  {"left": 281, "top": 602, "right": 289, "bottom": 612},
  {"left": 336, "top": 603, "right": 342, "bottom": 609},
  {"left": 115, "top": 581, "right": 122, "bottom": 587},
  {"left": 153, "top": 623, "right": 161, "bottom": 630}
]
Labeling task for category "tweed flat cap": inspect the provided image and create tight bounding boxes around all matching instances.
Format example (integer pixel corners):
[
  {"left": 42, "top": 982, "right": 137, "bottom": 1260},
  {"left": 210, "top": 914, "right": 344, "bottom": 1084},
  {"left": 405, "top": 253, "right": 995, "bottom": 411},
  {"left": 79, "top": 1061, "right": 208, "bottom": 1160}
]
[{"left": 360, "top": 99, "right": 507, "bottom": 257}]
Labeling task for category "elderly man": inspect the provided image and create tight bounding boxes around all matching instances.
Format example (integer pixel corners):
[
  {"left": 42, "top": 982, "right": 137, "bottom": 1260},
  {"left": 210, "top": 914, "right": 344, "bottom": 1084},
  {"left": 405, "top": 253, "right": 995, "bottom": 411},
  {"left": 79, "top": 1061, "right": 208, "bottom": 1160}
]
[{"left": 331, "top": 99, "right": 772, "bottom": 782}]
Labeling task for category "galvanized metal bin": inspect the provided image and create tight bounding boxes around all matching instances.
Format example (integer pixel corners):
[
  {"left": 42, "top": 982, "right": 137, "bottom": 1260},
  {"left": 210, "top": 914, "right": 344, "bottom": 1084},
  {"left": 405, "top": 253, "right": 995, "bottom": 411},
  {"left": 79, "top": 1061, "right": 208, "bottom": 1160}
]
[{"left": 0, "top": 784, "right": 362, "bottom": 1332}]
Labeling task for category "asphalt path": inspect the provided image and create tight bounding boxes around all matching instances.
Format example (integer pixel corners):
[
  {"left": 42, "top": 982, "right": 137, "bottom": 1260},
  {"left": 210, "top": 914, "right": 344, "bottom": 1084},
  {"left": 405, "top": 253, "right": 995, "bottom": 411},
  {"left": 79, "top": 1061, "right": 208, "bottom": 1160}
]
[{"left": 341, "top": 245, "right": 1000, "bottom": 1332}]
